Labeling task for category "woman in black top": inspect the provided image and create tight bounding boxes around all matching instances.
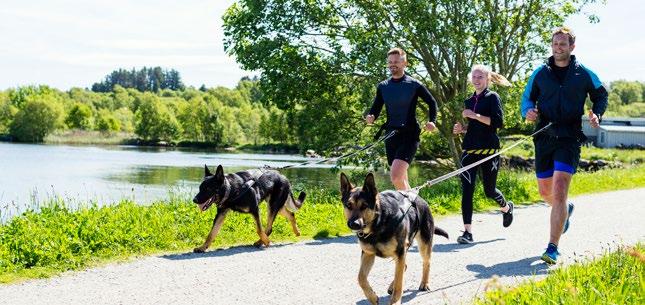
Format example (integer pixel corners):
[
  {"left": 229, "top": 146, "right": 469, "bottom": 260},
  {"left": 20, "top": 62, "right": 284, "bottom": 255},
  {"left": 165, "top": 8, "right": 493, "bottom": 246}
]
[{"left": 452, "top": 65, "right": 514, "bottom": 244}]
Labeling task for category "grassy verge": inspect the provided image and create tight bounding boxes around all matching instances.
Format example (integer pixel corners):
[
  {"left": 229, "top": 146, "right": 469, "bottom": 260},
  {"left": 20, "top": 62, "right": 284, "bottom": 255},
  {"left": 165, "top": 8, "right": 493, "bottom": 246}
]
[
  {"left": 476, "top": 244, "right": 645, "bottom": 305},
  {"left": 502, "top": 137, "right": 645, "bottom": 165},
  {"left": 0, "top": 189, "right": 347, "bottom": 283},
  {"left": 1, "top": 165, "right": 643, "bottom": 283}
]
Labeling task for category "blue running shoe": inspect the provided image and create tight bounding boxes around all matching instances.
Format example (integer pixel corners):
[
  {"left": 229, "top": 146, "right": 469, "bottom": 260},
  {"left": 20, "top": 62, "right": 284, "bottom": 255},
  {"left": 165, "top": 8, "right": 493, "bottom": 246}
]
[
  {"left": 541, "top": 243, "right": 559, "bottom": 264},
  {"left": 563, "top": 202, "right": 575, "bottom": 234}
]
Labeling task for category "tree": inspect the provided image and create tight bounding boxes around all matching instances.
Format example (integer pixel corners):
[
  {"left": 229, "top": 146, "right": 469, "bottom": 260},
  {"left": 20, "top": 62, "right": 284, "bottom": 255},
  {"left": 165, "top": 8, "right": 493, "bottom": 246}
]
[
  {"left": 9, "top": 98, "right": 64, "bottom": 142},
  {"left": 610, "top": 80, "right": 643, "bottom": 104},
  {"left": 91, "top": 67, "right": 185, "bottom": 92},
  {"left": 223, "top": 0, "right": 600, "bottom": 165},
  {"left": 0, "top": 93, "right": 17, "bottom": 134},
  {"left": 95, "top": 109, "right": 121, "bottom": 133},
  {"left": 65, "top": 102, "right": 94, "bottom": 130},
  {"left": 134, "top": 94, "right": 181, "bottom": 142}
]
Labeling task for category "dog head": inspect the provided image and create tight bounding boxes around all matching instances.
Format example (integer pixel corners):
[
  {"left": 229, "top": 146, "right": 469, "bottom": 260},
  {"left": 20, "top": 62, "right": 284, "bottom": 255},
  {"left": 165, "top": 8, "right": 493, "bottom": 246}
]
[
  {"left": 193, "top": 165, "right": 229, "bottom": 211},
  {"left": 340, "top": 172, "right": 379, "bottom": 234}
]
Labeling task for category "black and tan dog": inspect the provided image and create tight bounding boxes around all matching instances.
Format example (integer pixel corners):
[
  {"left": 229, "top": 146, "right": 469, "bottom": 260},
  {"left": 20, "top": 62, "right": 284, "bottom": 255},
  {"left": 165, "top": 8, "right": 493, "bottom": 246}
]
[
  {"left": 340, "top": 172, "right": 448, "bottom": 305},
  {"left": 192, "top": 165, "right": 305, "bottom": 253}
]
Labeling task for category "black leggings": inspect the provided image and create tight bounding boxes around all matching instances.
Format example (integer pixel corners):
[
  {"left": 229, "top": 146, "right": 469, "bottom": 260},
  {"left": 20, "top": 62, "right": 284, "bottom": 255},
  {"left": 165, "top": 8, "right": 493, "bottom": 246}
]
[{"left": 459, "top": 152, "right": 507, "bottom": 225}]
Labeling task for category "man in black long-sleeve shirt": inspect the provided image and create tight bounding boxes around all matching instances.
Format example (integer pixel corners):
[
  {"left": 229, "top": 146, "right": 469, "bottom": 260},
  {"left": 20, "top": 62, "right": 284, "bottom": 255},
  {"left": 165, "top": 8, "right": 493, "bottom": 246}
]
[{"left": 366, "top": 48, "right": 438, "bottom": 190}]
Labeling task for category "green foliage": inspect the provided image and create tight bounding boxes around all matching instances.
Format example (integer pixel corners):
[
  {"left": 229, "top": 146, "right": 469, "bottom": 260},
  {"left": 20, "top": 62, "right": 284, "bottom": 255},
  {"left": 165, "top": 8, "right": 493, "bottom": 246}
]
[
  {"left": 9, "top": 97, "right": 64, "bottom": 142},
  {"left": 222, "top": 0, "right": 599, "bottom": 164},
  {"left": 134, "top": 94, "right": 182, "bottom": 142},
  {"left": 65, "top": 102, "right": 94, "bottom": 130},
  {"left": 0, "top": 194, "right": 349, "bottom": 282},
  {"left": 91, "top": 67, "right": 184, "bottom": 92},
  {"left": 610, "top": 80, "right": 644, "bottom": 104},
  {"left": 0, "top": 93, "right": 18, "bottom": 134},
  {"left": 477, "top": 244, "right": 644, "bottom": 305},
  {"left": 95, "top": 110, "right": 121, "bottom": 133}
]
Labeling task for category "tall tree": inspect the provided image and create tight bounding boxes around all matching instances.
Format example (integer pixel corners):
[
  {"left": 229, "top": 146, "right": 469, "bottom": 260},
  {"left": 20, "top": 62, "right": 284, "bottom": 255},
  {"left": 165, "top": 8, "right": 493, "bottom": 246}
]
[{"left": 223, "top": 0, "right": 599, "bottom": 164}]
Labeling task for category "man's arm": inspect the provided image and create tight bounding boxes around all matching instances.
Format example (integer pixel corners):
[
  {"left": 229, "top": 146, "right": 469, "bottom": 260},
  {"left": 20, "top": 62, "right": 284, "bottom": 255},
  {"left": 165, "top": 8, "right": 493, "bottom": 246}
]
[
  {"left": 368, "top": 85, "right": 384, "bottom": 120},
  {"left": 581, "top": 65, "right": 609, "bottom": 120},
  {"left": 521, "top": 67, "right": 543, "bottom": 118},
  {"left": 417, "top": 84, "right": 438, "bottom": 123}
]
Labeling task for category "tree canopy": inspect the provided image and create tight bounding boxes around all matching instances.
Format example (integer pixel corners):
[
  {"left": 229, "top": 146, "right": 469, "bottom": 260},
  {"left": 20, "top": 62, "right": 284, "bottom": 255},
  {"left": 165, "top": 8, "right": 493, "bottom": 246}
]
[
  {"left": 91, "top": 67, "right": 185, "bottom": 93},
  {"left": 223, "top": 0, "right": 599, "bottom": 164}
]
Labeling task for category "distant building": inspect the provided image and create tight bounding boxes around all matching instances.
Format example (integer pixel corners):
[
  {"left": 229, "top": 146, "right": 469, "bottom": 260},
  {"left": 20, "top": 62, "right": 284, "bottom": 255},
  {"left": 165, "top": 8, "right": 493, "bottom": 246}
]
[{"left": 582, "top": 117, "right": 645, "bottom": 148}]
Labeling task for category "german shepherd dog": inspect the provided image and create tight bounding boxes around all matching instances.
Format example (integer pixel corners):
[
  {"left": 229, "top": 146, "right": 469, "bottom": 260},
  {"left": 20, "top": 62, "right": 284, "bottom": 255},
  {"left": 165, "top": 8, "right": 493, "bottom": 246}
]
[
  {"left": 192, "top": 165, "right": 306, "bottom": 253},
  {"left": 340, "top": 172, "right": 448, "bottom": 305}
]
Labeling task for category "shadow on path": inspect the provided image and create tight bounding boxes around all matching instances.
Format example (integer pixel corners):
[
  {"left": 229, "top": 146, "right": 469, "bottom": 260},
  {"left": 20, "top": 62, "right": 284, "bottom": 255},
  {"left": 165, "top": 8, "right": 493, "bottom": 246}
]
[{"left": 466, "top": 256, "right": 549, "bottom": 278}]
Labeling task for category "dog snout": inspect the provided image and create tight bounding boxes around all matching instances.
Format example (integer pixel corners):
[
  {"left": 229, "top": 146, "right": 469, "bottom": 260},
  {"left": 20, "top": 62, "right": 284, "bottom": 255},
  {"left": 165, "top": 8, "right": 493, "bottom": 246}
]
[
  {"left": 192, "top": 197, "right": 199, "bottom": 204},
  {"left": 347, "top": 218, "right": 364, "bottom": 230}
]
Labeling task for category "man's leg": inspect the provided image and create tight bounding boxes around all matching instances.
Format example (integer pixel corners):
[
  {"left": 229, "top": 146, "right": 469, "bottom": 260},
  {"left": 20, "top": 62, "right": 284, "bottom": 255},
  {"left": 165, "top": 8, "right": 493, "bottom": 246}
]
[
  {"left": 390, "top": 159, "right": 410, "bottom": 190},
  {"left": 537, "top": 173, "right": 571, "bottom": 245},
  {"left": 548, "top": 171, "right": 572, "bottom": 246}
]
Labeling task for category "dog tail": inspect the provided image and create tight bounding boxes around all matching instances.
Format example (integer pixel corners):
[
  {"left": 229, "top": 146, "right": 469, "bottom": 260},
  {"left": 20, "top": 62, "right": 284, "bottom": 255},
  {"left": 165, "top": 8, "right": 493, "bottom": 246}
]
[
  {"left": 434, "top": 226, "right": 449, "bottom": 239},
  {"left": 286, "top": 191, "right": 306, "bottom": 213}
]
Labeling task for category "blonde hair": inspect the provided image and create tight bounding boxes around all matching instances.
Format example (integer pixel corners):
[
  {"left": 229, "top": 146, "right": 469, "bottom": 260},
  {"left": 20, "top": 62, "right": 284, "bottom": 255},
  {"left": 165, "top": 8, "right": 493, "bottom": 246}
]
[{"left": 470, "top": 64, "right": 511, "bottom": 87}]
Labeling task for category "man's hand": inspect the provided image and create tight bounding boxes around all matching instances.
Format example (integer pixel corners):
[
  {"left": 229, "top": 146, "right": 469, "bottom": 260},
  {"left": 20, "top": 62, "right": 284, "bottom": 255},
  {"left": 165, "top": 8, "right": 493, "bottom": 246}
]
[
  {"left": 453, "top": 122, "right": 464, "bottom": 135},
  {"left": 462, "top": 109, "right": 476, "bottom": 119},
  {"left": 526, "top": 108, "right": 539, "bottom": 122},
  {"left": 365, "top": 114, "right": 375, "bottom": 125},
  {"left": 425, "top": 121, "right": 436, "bottom": 132},
  {"left": 588, "top": 110, "right": 600, "bottom": 128}
]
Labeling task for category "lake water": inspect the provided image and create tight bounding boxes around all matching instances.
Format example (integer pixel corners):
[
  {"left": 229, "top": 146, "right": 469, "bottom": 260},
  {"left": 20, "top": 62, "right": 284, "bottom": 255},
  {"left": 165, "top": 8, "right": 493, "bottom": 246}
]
[{"left": 0, "top": 142, "right": 437, "bottom": 221}]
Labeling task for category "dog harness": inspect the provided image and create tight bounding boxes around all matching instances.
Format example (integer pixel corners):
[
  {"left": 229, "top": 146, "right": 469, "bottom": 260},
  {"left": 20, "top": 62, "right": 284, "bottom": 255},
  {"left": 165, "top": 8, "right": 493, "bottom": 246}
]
[{"left": 216, "top": 179, "right": 255, "bottom": 207}]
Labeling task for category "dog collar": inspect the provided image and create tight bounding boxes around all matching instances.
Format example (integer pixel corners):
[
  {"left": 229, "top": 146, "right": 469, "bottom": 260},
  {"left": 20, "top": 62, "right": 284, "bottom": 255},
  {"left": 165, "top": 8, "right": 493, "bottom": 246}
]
[{"left": 216, "top": 178, "right": 231, "bottom": 207}]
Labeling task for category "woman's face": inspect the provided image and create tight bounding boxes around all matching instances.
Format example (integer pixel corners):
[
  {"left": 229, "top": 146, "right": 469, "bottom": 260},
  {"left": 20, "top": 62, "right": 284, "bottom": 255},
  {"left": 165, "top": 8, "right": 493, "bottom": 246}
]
[{"left": 471, "top": 69, "right": 489, "bottom": 92}]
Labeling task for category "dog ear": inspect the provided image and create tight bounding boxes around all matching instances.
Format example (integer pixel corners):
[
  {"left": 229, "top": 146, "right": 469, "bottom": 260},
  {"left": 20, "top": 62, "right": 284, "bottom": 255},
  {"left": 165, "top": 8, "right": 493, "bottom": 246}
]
[
  {"left": 215, "top": 165, "right": 225, "bottom": 183},
  {"left": 362, "top": 172, "right": 378, "bottom": 199},
  {"left": 204, "top": 164, "right": 212, "bottom": 177},
  {"left": 340, "top": 172, "right": 353, "bottom": 197}
]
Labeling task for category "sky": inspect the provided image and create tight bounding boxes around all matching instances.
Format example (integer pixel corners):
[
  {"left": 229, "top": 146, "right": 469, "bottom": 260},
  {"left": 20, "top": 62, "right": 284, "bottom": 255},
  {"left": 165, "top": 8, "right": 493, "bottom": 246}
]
[{"left": 0, "top": 0, "right": 643, "bottom": 90}]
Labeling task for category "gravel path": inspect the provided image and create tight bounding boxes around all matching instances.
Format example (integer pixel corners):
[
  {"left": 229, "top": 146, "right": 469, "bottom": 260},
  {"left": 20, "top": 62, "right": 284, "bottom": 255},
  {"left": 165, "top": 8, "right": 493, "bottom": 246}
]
[{"left": 2, "top": 188, "right": 644, "bottom": 305}]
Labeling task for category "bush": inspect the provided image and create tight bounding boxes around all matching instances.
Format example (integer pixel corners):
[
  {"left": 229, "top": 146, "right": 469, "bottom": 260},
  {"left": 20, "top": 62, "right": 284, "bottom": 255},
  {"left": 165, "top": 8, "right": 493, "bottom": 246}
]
[
  {"left": 9, "top": 98, "right": 64, "bottom": 142},
  {"left": 65, "top": 102, "right": 94, "bottom": 130}
]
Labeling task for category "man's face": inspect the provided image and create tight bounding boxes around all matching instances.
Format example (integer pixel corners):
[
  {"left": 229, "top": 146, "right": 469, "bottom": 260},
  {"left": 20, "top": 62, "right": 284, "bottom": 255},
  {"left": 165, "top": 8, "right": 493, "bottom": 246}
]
[
  {"left": 387, "top": 54, "right": 406, "bottom": 76},
  {"left": 551, "top": 33, "right": 575, "bottom": 62}
]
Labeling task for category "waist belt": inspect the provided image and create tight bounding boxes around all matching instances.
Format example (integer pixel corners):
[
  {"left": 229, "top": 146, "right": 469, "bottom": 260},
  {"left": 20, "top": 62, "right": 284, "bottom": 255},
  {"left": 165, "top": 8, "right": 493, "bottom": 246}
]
[{"left": 464, "top": 149, "right": 499, "bottom": 155}]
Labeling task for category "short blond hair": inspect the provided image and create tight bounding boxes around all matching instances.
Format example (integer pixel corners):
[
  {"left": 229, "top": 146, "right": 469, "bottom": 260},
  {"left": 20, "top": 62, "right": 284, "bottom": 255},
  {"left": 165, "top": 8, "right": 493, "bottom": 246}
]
[
  {"left": 387, "top": 48, "right": 407, "bottom": 62},
  {"left": 552, "top": 26, "right": 576, "bottom": 45}
]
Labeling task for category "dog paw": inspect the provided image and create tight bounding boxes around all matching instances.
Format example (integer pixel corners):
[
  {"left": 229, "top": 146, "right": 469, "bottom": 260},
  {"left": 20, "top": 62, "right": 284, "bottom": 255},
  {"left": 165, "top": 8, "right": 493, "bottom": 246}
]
[
  {"left": 193, "top": 247, "right": 206, "bottom": 253},
  {"left": 418, "top": 283, "right": 430, "bottom": 291}
]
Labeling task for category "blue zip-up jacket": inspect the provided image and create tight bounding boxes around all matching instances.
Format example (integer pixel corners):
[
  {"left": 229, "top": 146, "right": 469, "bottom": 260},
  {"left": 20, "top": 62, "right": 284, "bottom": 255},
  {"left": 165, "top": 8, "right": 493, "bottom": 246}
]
[{"left": 521, "top": 55, "right": 608, "bottom": 138}]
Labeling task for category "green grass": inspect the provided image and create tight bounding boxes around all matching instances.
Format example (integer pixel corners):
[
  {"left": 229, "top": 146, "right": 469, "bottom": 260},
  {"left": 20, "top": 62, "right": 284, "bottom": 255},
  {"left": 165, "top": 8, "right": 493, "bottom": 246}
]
[
  {"left": 1, "top": 165, "right": 643, "bottom": 284},
  {"left": 502, "top": 138, "right": 645, "bottom": 165},
  {"left": 476, "top": 244, "right": 645, "bottom": 305},
  {"left": 0, "top": 188, "right": 348, "bottom": 283}
]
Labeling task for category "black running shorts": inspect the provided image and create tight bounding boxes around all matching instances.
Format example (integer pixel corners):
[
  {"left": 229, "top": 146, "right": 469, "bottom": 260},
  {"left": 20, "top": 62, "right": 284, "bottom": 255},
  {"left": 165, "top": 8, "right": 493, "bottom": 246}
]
[
  {"left": 533, "top": 134, "right": 581, "bottom": 178},
  {"left": 384, "top": 130, "right": 420, "bottom": 166}
]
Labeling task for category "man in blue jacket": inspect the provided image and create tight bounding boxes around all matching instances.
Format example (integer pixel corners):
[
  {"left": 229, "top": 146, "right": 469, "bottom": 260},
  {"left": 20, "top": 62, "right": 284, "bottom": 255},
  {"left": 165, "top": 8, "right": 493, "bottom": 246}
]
[{"left": 521, "top": 27, "right": 608, "bottom": 264}]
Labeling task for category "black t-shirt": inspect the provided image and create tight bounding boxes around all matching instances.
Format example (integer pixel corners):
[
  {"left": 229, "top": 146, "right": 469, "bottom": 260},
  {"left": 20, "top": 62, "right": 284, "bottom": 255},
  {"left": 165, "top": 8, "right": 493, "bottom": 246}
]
[{"left": 551, "top": 64, "right": 569, "bottom": 85}]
